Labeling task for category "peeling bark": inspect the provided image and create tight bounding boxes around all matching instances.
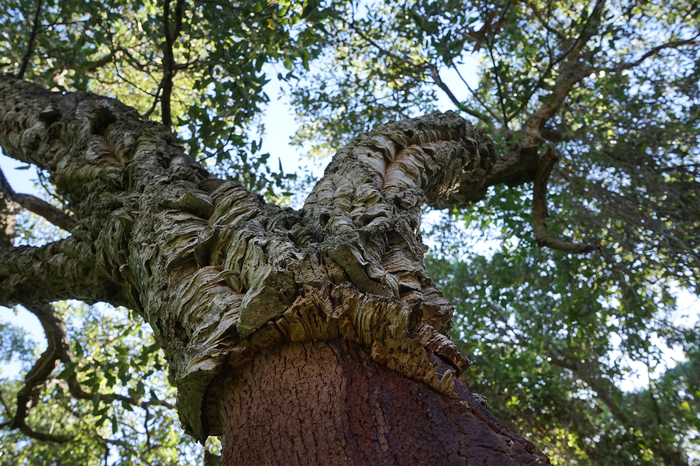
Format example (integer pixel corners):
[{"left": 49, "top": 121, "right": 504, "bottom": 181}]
[{"left": 0, "top": 75, "right": 548, "bottom": 464}]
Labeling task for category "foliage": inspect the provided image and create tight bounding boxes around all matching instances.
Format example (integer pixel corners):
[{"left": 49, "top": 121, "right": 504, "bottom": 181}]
[
  {"left": 426, "top": 225, "right": 700, "bottom": 464},
  {"left": 0, "top": 302, "right": 204, "bottom": 465}
]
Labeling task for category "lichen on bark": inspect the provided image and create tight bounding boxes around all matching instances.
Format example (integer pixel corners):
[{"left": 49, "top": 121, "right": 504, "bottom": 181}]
[{"left": 0, "top": 75, "right": 544, "bottom": 444}]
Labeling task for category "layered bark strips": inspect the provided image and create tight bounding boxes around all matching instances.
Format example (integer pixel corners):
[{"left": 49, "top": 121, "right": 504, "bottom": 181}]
[{"left": 0, "top": 75, "right": 549, "bottom": 464}]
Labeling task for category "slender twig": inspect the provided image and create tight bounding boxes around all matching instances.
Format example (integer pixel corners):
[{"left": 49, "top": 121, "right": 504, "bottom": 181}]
[
  {"left": 429, "top": 65, "right": 493, "bottom": 123},
  {"left": 480, "top": 0, "right": 513, "bottom": 127},
  {"left": 17, "top": 0, "right": 44, "bottom": 78},
  {"left": 450, "top": 61, "right": 503, "bottom": 124},
  {"left": 615, "top": 34, "right": 700, "bottom": 72},
  {"left": 485, "top": 40, "right": 508, "bottom": 127},
  {"left": 143, "top": 84, "right": 163, "bottom": 119},
  {"left": 160, "top": 0, "right": 186, "bottom": 129},
  {"left": 348, "top": 21, "right": 420, "bottom": 67},
  {"left": 144, "top": 406, "right": 152, "bottom": 452},
  {"left": 521, "top": 0, "right": 564, "bottom": 38},
  {"left": 0, "top": 391, "right": 12, "bottom": 417}
]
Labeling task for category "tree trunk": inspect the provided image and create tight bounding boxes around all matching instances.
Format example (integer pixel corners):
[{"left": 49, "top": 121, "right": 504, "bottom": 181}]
[
  {"left": 0, "top": 75, "right": 549, "bottom": 464},
  {"left": 216, "top": 338, "right": 547, "bottom": 466}
]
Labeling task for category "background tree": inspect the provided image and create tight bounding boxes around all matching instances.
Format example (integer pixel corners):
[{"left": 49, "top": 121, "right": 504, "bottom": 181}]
[{"left": 286, "top": 0, "right": 700, "bottom": 464}]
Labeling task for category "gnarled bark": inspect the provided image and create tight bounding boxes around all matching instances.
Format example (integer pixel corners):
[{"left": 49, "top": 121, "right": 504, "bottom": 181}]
[{"left": 0, "top": 74, "right": 548, "bottom": 464}]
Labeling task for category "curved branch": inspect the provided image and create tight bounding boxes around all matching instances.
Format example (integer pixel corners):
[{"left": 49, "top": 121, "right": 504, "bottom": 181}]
[
  {"left": 11, "top": 304, "right": 63, "bottom": 423},
  {"left": 614, "top": 34, "right": 700, "bottom": 72},
  {"left": 0, "top": 302, "right": 173, "bottom": 444},
  {"left": 15, "top": 418, "right": 73, "bottom": 442},
  {"left": 0, "top": 168, "right": 76, "bottom": 232},
  {"left": 2, "top": 303, "right": 74, "bottom": 442},
  {"left": 532, "top": 146, "right": 597, "bottom": 253}
]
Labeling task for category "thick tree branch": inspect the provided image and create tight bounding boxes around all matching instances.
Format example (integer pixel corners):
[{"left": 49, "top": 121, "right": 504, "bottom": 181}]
[
  {"left": 0, "top": 238, "right": 124, "bottom": 307},
  {"left": 531, "top": 146, "right": 597, "bottom": 253},
  {"left": 17, "top": 0, "right": 44, "bottom": 79}
]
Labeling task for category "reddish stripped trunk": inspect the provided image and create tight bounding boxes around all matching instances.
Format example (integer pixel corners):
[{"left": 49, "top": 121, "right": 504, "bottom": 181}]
[{"left": 216, "top": 339, "right": 549, "bottom": 466}]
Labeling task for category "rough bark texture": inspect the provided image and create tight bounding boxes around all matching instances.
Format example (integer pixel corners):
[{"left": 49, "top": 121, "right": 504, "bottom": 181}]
[
  {"left": 0, "top": 74, "right": 548, "bottom": 463},
  {"left": 217, "top": 339, "right": 548, "bottom": 466}
]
